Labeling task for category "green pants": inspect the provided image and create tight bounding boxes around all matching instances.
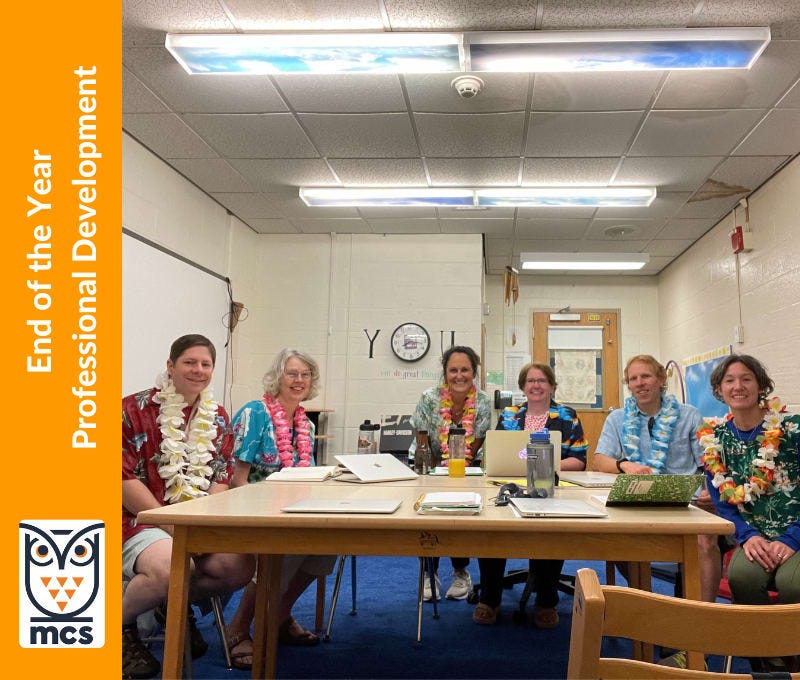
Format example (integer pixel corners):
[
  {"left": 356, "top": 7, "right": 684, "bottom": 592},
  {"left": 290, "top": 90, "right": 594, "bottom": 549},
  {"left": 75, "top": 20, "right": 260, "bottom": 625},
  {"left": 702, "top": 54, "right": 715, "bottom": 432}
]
[{"left": 728, "top": 546, "right": 800, "bottom": 604}]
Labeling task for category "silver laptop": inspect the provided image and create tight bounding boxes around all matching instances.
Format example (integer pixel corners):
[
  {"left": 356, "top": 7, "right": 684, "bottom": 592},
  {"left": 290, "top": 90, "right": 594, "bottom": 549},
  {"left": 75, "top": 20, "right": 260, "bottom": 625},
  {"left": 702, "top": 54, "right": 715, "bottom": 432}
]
[
  {"left": 282, "top": 497, "right": 402, "bottom": 514},
  {"left": 483, "top": 430, "right": 562, "bottom": 477},
  {"left": 509, "top": 497, "right": 607, "bottom": 518},
  {"left": 558, "top": 471, "right": 618, "bottom": 488},
  {"left": 333, "top": 453, "right": 419, "bottom": 483}
]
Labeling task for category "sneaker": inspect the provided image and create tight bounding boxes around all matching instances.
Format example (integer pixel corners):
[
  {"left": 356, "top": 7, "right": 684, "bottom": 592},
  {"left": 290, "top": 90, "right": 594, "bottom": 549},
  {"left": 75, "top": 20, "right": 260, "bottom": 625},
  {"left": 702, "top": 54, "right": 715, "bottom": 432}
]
[
  {"left": 423, "top": 572, "right": 441, "bottom": 602},
  {"left": 446, "top": 568, "right": 472, "bottom": 600},
  {"left": 122, "top": 625, "right": 160, "bottom": 679},
  {"left": 154, "top": 602, "right": 208, "bottom": 659}
]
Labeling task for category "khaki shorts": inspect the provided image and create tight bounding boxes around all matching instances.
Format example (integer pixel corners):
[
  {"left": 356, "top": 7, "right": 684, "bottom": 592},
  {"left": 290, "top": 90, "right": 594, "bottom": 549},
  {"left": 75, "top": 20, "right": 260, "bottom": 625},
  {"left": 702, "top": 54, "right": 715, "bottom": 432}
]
[{"left": 122, "top": 527, "right": 171, "bottom": 580}]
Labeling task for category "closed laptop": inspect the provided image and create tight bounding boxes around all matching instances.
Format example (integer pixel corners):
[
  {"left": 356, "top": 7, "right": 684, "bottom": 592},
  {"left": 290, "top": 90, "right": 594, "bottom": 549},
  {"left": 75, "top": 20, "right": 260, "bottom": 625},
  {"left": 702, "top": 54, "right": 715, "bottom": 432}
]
[{"left": 333, "top": 453, "right": 419, "bottom": 483}]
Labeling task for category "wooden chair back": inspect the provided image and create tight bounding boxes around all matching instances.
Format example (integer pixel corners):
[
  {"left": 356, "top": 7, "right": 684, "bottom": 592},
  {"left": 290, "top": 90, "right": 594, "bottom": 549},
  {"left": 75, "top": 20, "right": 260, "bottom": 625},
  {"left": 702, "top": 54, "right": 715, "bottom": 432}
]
[{"left": 567, "top": 567, "right": 800, "bottom": 679}]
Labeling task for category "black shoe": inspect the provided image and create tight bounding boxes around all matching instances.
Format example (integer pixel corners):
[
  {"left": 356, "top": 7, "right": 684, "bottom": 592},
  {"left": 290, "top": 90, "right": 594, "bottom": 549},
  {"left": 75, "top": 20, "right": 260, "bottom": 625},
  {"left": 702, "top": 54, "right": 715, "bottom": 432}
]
[
  {"left": 154, "top": 602, "right": 208, "bottom": 659},
  {"left": 122, "top": 626, "right": 160, "bottom": 679}
]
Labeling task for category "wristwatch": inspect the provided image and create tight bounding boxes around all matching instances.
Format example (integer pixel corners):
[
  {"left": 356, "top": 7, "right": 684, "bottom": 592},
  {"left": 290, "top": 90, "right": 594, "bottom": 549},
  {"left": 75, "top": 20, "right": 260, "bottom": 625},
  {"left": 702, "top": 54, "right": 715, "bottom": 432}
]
[{"left": 616, "top": 458, "right": 628, "bottom": 473}]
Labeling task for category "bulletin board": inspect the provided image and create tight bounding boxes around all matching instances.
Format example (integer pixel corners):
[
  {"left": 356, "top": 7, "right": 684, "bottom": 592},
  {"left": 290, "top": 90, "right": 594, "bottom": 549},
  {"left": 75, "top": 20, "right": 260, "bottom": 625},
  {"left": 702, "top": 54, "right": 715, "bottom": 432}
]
[
  {"left": 682, "top": 346, "right": 732, "bottom": 418},
  {"left": 122, "top": 231, "right": 230, "bottom": 398}
]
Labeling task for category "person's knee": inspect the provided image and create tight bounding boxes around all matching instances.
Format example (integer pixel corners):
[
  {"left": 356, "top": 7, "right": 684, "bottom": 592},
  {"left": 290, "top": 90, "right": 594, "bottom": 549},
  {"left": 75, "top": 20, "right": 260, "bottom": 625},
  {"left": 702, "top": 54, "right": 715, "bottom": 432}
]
[{"left": 214, "top": 553, "right": 254, "bottom": 590}]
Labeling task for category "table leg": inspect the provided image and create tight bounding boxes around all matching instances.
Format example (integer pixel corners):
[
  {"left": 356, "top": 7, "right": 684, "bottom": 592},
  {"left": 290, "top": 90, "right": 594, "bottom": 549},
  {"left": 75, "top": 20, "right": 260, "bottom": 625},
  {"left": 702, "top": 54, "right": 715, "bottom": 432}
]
[
  {"left": 252, "top": 554, "right": 283, "bottom": 679},
  {"left": 162, "top": 527, "right": 191, "bottom": 679}
]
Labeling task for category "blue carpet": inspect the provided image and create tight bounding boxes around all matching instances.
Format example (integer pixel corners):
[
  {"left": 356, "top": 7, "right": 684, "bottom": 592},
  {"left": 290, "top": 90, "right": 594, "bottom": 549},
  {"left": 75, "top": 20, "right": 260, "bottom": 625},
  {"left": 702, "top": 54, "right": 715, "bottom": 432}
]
[{"left": 146, "top": 557, "right": 752, "bottom": 679}]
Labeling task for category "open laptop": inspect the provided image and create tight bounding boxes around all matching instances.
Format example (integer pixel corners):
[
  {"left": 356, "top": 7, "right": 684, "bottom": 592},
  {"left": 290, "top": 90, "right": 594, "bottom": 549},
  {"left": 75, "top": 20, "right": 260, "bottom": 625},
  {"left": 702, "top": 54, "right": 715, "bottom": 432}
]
[
  {"left": 604, "top": 474, "right": 704, "bottom": 507},
  {"left": 558, "top": 471, "right": 618, "bottom": 488},
  {"left": 333, "top": 453, "right": 419, "bottom": 483},
  {"left": 509, "top": 497, "right": 607, "bottom": 518},
  {"left": 483, "top": 430, "right": 562, "bottom": 477},
  {"left": 282, "top": 497, "right": 402, "bottom": 514}
]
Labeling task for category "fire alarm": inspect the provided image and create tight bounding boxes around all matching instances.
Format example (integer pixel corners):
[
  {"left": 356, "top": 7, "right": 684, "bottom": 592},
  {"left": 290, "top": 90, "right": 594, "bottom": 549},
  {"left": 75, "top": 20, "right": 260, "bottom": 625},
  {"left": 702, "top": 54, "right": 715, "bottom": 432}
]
[{"left": 730, "top": 226, "right": 753, "bottom": 254}]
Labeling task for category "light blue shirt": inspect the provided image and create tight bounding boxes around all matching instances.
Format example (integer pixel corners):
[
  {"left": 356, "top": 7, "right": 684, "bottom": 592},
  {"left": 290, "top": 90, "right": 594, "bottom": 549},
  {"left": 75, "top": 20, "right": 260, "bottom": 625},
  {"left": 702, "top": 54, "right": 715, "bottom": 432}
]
[{"left": 596, "top": 401, "right": 703, "bottom": 474}]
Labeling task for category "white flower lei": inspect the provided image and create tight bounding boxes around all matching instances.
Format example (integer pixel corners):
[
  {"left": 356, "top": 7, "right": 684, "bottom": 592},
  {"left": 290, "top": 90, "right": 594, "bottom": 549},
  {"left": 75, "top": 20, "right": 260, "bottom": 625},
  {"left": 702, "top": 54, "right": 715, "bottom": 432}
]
[
  {"left": 621, "top": 393, "right": 680, "bottom": 471},
  {"left": 153, "top": 371, "right": 219, "bottom": 504}
]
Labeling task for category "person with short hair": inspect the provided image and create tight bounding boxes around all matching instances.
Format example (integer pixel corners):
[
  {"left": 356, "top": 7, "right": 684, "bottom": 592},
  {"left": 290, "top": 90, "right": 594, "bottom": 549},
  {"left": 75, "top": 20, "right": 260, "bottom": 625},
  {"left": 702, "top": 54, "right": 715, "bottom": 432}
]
[
  {"left": 411, "top": 345, "right": 492, "bottom": 601},
  {"left": 474, "top": 362, "right": 588, "bottom": 628},
  {"left": 122, "top": 334, "right": 254, "bottom": 680},
  {"left": 593, "top": 354, "right": 721, "bottom": 603},
  {"left": 222, "top": 349, "right": 336, "bottom": 670}
]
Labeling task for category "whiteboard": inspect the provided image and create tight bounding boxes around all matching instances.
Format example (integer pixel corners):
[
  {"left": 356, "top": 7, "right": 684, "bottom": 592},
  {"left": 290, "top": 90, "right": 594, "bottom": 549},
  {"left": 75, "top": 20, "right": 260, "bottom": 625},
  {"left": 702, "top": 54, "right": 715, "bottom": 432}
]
[{"left": 122, "top": 233, "right": 229, "bottom": 400}]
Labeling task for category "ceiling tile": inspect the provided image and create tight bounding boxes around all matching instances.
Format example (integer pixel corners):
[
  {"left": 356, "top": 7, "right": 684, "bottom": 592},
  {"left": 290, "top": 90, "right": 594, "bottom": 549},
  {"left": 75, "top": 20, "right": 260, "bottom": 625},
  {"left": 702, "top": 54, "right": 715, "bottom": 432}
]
[
  {"left": 733, "top": 109, "right": 800, "bottom": 155},
  {"left": 677, "top": 193, "right": 743, "bottom": 219},
  {"left": 440, "top": 218, "right": 514, "bottom": 235},
  {"left": 516, "top": 205, "right": 596, "bottom": 219},
  {"left": 122, "top": 68, "right": 168, "bottom": 113},
  {"left": 778, "top": 80, "right": 800, "bottom": 107},
  {"left": 244, "top": 218, "right": 300, "bottom": 234},
  {"left": 265, "top": 192, "right": 360, "bottom": 219},
  {"left": 295, "top": 218, "right": 372, "bottom": 233},
  {"left": 415, "top": 112, "right": 526, "bottom": 157},
  {"left": 437, "top": 206, "right": 514, "bottom": 218},
  {"left": 709, "top": 155, "right": 791, "bottom": 193},
  {"left": 526, "top": 111, "right": 643, "bottom": 157},
  {"left": 540, "top": 1, "right": 697, "bottom": 28},
  {"left": 299, "top": 113, "right": 419, "bottom": 157},
  {"left": 695, "top": 0, "right": 800, "bottom": 39},
  {"left": 613, "top": 156, "right": 723, "bottom": 191},
  {"left": 631, "top": 109, "right": 766, "bottom": 156},
  {"left": 123, "top": 113, "right": 219, "bottom": 158},
  {"left": 405, "top": 73, "right": 530, "bottom": 113},
  {"left": 366, "top": 218, "right": 441, "bottom": 234},
  {"left": 512, "top": 239, "right": 583, "bottom": 254},
  {"left": 229, "top": 158, "right": 336, "bottom": 190},
  {"left": 532, "top": 71, "right": 663, "bottom": 111},
  {"left": 514, "top": 219, "right": 590, "bottom": 239},
  {"left": 209, "top": 193, "right": 284, "bottom": 218},
  {"left": 183, "top": 113, "right": 319, "bottom": 158},
  {"left": 655, "top": 40, "right": 800, "bottom": 109},
  {"left": 639, "top": 255, "right": 675, "bottom": 274},
  {"left": 275, "top": 74, "right": 408, "bottom": 113},
  {"left": 522, "top": 157, "right": 619, "bottom": 184},
  {"left": 227, "top": 0, "right": 384, "bottom": 30},
  {"left": 123, "top": 0, "right": 233, "bottom": 45},
  {"left": 358, "top": 206, "right": 436, "bottom": 218},
  {"left": 643, "top": 239, "right": 696, "bottom": 256},
  {"left": 427, "top": 157, "right": 521, "bottom": 185},
  {"left": 581, "top": 239, "right": 650, "bottom": 252},
  {"left": 385, "top": 0, "right": 538, "bottom": 30},
  {"left": 168, "top": 159, "right": 253, "bottom": 192},
  {"left": 655, "top": 219, "right": 716, "bottom": 240},
  {"left": 595, "top": 191, "right": 691, "bottom": 219},
  {"left": 328, "top": 159, "right": 427, "bottom": 185},
  {"left": 485, "top": 238, "right": 513, "bottom": 256},
  {"left": 585, "top": 218, "right": 662, "bottom": 240}
]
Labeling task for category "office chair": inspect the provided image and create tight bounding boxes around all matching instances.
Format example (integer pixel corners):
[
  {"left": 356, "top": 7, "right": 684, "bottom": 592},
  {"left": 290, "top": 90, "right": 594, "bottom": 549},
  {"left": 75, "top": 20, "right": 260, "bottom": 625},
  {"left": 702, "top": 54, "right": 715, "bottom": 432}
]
[{"left": 567, "top": 567, "right": 800, "bottom": 678}]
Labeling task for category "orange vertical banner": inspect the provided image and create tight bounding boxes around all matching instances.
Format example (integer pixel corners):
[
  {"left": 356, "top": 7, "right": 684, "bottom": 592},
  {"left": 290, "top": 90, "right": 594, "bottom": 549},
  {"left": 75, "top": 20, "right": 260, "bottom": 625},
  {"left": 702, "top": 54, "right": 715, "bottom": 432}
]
[{"left": 6, "top": 2, "right": 120, "bottom": 676}]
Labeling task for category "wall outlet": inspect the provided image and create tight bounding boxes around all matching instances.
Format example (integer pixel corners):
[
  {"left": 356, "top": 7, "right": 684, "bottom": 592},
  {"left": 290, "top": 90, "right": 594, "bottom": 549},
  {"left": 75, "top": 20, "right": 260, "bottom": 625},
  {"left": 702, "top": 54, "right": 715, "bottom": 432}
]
[{"left": 734, "top": 324, "right": 745, "bottom": 344}]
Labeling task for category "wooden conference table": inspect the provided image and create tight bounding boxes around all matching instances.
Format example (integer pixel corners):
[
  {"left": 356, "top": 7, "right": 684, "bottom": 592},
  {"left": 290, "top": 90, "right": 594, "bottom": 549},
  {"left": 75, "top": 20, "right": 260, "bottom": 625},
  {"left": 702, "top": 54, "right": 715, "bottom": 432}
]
[{"left": 138, "top": 473, "right": 733, "bottom": 679}]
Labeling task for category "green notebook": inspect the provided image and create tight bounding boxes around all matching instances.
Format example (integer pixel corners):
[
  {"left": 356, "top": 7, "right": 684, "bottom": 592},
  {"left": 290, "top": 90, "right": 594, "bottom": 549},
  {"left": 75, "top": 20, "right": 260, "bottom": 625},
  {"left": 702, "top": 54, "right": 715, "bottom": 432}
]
[{"left": 605, "top": 474, "right": 704, "bottom": 507}]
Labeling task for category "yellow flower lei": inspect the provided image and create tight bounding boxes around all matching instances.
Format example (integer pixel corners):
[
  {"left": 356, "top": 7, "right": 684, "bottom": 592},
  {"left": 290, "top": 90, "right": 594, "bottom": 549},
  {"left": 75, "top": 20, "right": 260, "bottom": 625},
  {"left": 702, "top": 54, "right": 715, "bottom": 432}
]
[
  {"left": 153, "top": 372, "right": 219, "bottom": 504},
  {"left": 438, "top": 384, "right": 477, "bottom": 459},
  {"left": 697, "top": 396, "right": 786, "bottom": 505}
]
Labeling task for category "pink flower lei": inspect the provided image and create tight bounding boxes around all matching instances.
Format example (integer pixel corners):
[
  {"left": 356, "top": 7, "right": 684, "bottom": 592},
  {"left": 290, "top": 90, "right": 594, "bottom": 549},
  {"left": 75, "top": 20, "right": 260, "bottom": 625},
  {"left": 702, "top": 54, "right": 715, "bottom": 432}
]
[
  {"left": 263, "top": 394, "right": 313, "bottom": 467},
  {"left": 438, "top": 384, "right": 477, "bottom": 460}
]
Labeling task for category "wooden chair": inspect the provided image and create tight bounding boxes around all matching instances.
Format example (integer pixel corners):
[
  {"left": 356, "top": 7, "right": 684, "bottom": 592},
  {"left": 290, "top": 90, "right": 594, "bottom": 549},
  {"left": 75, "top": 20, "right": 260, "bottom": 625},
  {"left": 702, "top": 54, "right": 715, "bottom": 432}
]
[{"left": 567, "top": 567, "right": 800, "bottom": 679}]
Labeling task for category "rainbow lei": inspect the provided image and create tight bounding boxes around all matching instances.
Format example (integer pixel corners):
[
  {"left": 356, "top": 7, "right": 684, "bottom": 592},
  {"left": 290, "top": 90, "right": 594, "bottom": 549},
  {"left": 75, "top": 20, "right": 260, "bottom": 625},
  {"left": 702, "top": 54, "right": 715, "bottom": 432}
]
[
  {"left": 263, "top": 394, "right": 313, "bottom": 467},
  {"left": 438, "top": 384, "right": 477, "bottom": 459},
  {"left": 697, "top": 396, "right": 787, "bottom": 505},
  {"left": 621, "top": 393, "right": 679, "bottom": 472},
  {"left": 153, "top": 372, "right": 219, "bottom": 504}
]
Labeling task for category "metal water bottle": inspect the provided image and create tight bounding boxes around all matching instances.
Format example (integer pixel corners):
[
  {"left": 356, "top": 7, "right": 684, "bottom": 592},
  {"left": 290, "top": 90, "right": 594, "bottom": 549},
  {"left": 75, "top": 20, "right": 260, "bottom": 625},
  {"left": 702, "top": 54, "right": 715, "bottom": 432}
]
[
  {"left": 526, "top": 429, "right": 554, "bottom": 498},
  {"left": 357, "top": 420, "right": 379, "bottom": 454}
]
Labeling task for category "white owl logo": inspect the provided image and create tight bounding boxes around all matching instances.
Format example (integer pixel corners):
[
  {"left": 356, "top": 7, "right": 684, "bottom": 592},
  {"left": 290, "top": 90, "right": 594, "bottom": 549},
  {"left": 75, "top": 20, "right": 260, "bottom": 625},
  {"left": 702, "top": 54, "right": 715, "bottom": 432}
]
[{"left": 20, "top": 521, "right": 103, "bottom": 621}]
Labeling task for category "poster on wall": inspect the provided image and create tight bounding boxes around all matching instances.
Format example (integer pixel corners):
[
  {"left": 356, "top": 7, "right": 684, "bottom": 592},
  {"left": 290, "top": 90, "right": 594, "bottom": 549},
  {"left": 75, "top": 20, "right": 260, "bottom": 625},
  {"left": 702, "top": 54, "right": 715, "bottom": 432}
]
[{"left": 683, "top": 346, "right": 732, "bottom": 418}]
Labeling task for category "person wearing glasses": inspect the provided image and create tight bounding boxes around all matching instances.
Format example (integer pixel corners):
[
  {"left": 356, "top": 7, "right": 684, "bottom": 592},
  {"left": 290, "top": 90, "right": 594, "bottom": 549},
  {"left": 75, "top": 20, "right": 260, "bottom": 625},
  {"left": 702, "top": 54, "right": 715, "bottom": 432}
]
[
  {"left": 474, "top": 362, "right": 587, "bottom": 628},
  {"left": 223, "top": 349, "right": 336, "bottom": 670},
  {"left": 592, "top": 354, "right": 721, "bottom": 603}
]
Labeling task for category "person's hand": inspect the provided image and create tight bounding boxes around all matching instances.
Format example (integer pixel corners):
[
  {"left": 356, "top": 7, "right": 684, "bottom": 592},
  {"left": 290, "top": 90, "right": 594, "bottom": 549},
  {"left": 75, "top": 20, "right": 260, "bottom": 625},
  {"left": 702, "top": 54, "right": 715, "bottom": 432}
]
[
  {"left": 743, "top": 535, "right": 784, "bottom": 571},
  {"left": 766, "top": 541, "right": 795, "bottom": 569},
  {"left": 693, "top": 488, "right": 715, "bottom": 513},
  {"left": 620, "top": 461, "right": 652, "bottom": 475}
]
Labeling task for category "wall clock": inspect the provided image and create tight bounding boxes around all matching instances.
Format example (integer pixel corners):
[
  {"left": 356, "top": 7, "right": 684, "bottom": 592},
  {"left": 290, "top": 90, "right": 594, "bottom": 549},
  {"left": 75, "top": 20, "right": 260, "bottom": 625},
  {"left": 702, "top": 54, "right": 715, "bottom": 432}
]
[{"left": 390, "top": 322, "right": 430, "bottom": 362}]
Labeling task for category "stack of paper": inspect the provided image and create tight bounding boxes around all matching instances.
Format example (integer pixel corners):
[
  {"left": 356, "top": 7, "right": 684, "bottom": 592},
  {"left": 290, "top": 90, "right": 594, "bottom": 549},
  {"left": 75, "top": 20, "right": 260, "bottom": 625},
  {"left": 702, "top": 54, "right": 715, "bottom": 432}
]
[
  {"left": 415, "top": 492, "right": 483, "bottom": 515},
  {"left": 266, "top": 466, "right": 337, "bottom": 482}
]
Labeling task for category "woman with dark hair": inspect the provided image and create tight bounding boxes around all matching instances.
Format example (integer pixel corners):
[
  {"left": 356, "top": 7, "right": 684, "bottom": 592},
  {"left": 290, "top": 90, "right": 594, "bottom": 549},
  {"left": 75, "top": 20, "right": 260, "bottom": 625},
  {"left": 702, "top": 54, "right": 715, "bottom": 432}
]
[
  {"left": 698, "top": 354, "right": 800, "bottom": 672},
  {"left": 223, "top": 349, "right": 336, "bottom": 669},
  {"left": 473, "top": 362, "right": 588, "bottom": 627},
  {"left": 411, "top": 345, "right": 492, "bottom": 601}
]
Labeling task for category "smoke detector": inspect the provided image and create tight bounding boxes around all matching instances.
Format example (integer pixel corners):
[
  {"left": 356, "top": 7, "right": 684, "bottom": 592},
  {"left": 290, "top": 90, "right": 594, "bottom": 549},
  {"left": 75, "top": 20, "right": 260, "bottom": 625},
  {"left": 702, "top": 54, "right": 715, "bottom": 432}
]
[{"left": 451, "top": 75, "right": 484, "bottom": 98}]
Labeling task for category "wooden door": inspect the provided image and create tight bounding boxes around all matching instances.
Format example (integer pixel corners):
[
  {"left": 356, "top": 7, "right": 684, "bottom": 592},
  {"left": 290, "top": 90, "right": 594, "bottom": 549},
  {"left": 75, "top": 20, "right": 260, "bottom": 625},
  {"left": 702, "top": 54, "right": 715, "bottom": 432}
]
[{"left": 532, "top": 311, "right": 620, "bottom": 469}]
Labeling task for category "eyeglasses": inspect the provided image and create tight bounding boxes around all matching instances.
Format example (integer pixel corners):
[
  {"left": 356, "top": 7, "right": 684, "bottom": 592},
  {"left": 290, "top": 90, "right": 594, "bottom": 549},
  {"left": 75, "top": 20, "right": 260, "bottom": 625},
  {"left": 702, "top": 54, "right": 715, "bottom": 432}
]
[
  {"left": 525, "top": 378, "right": 550, "bottom": 385},
  {"left": 285, "top": 371, "right": 312, "bottom": 381}
]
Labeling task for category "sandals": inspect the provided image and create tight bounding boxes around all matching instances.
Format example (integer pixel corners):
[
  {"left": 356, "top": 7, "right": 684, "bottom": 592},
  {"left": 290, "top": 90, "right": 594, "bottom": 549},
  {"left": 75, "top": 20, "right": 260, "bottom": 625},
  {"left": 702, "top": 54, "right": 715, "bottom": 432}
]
[
  {"left": 472, "top": 602, "right": 500, "bottom": 625},
  {"left": 226, "top": 631, "right": 253, "bottom": 671},
  {"left": 278, "top": 617, "right": 320, "bottom": 647}
]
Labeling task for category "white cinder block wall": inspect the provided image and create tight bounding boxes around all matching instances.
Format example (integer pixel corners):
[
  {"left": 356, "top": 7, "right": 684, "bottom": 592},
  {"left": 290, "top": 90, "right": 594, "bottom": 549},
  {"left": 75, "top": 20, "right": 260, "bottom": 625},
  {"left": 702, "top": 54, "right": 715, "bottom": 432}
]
[{"left": 658, "top": 155, "right": 800, "bottom": 411}]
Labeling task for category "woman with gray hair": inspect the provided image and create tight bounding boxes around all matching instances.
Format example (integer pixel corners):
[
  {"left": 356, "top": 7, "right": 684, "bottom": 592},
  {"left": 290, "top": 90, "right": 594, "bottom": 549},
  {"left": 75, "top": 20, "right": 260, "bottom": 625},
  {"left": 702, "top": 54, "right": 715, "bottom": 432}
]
[{"left": 223, "top": 349, "right": 335, "bottom": 670}]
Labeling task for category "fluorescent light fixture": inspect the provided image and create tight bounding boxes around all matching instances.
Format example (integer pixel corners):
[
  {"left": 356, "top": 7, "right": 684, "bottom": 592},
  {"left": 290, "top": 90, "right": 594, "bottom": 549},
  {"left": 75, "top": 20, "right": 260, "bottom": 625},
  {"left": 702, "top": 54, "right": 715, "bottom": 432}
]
[
  {"left": 466, "top": 27, "right": 770, "bottom": 72},
  {"left": 520, "top": 252, "right": 649, "bottom": 271},
  {"left": 166, "top": 27, "right": 769, "bottom": 75},
  {"left": 165, "top": 32, "right": 463, "bottom": 74},
  {"left": 300, "top": 186, "right": 656, "bottom": 208},
  {"left": 299, "top": 187, "right": 475, "bottom": 207},
  {"left": 476, "top": 187, "right": 656, "bottom": 207}
]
